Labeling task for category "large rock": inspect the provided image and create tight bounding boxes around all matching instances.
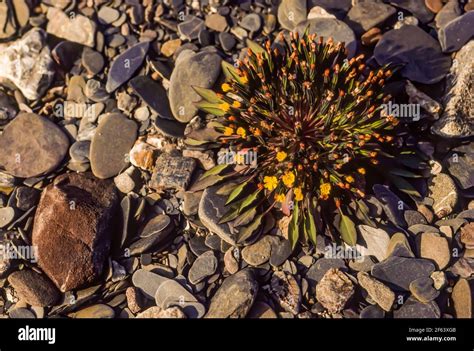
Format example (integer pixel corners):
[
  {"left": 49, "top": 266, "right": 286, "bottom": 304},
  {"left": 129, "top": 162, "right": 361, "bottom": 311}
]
[
  {"left": 357, "top": 225, "right": 391, "bottom": 262},
  {"left": 32, "top": 173, "right": 119, "bottom": 292},
  {"left": 451, "top": 278, "right": 473, "bottom": 318},
  {"left": 394, "top": 296, "right": 441, "bottom": 318},
  {"left": 357, "top": 272, "right": 395, "bottom": 312},
  {"left": 277, "top": 0, "right": 307, "bottom": 31},
  {"left": 46, "top": 7, "right": 96, "bottom": 47},
  {"left": 8, "top": 269, "right": 60, "bottom": 307},
  {"left": 90, "top": 113, "right": 137, "bottom": 179},
  {"left": 438, "top": 11, "right": 474, "bottom": 53},
  {"left": 315, "top": 268, "right": 354, "bottom": 313},
  {"left": 0, "top": 28, "right": 54, "bottom": 100},
  {"left": 374, "top": 25, "right": 451, "bottom": 84},
  {"left": 345, "top": 1, "right": 396, "bottom": 35},
  {"left": 169, "top": 50, "right": 221, "bottom": 123},
  {"left": 205, "top": 269, "right": 258, "bottom": 318},
  {"left": 427, "top": 173, "right": 458, "bottom": 218},
  {"left": 0, "top": 113, "right": 69, "bottom": 178},
  {"left": 432, "top": 41, "right": 474, "bottom": 138}
]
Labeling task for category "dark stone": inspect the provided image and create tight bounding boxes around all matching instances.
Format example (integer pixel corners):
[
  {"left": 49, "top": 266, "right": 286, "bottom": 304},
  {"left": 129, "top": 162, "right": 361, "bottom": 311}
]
[
  {"left": 32, "top": 172, "right": 119, "bottom": 292},
  {"left": 385, "top": 0, "right": 435, "bottom": 23},
  {"left": 360, "top": 304, "right": 385, "bottom": 318},
  {"left": 150, "top": 152, "right": 196, "bottom": 190},
  {"left": 345, "top": 1, "right": 396, "bottom": 35},
  {"left": 129, "top": 76, "right": 173, "bottom": 120},
  {"left": 438, "top": 11, "right": 474, "bottom": 53},
  {"left": 372, "top": 184, "right": 407, "bottom": 228},
  {"left": 269, "top": 239, "right": 292, "bottom": 267},
  {"left": 435, "top": 0, "right": 462, "bottom": 29},
  {"left": 374, "top": 25, "right": 451, "bottom": 84},
  {"left": 307, "top": 0, "right": 351, "bottom": 18},
  {"left": 178, "top": 16, "right": 205, "bottom": 40},
  {"left": 153, "top": 117, "right": 186, "bottom": 138},
  {"left": 82, "top": 47, "right": 104, "bottom": 76},
  {"left": 219, "top": 32, "right": 237, "bottom": 51},
  {"left": 394, "top": 296, "right": 441, "bottom": 318},
  {"left": 404, "top": 210, "right": 428, "bottom": 227},
  {"left": 8, "top": 269, "right": 60, "bottom": 307},
  {"left": 306, "top": 258, "right": 347, "bottom": 286},
  {"left": 445, "top": 144, "right": 474, "bottom": 191}
]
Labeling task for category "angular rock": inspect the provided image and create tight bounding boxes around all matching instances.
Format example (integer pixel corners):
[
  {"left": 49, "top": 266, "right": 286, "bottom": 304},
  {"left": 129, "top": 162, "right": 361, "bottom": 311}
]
[
  {"left": 270, "top": 271, "right": 301, "bottom": 314},
  {"left": 386, "top": 232, "right": 414, "bottom": 258},
  {"left": 438, "top": 11, "right": 474, "bottom": 53},
  {"left": 188, "top": 250, "right": 218, "bottom": 284},
  {"left": 130, "top": 76, "right": 173, "bottom": 120},
  {"left": 394, "top": 296, "right": 441, "bottom": 318},
  {"left": 8, "top": 269, "right": 60, "bottom": 307},
  {"left": 32, "top": 173, "right": 118, "bottom": 292},
  {"left": 357, "top": 225, "right": 390, "bottom": 262},
  {"left": 432, "top": 42, "right": 474, "bottom": 138},
  {"left": 451, "top": 278, "right": 473, "bottom": 318},
  {"left": 306, "top": 258, "right": 347, "bottom": 286},
  {"left": 428, "top": 173, "right": 458, "bottom": 218},
  {"left": 169, "top": 50, "right": 221, "bottom": 123},
  {"left": 178, "top": 16, "right": 205, "bottom": 41},
  {"left": 150, "top": 152, "right": 196, "bottom": 191},
  {"left": 205, "top": 269, "right": 258, "bottom": 318},
  {"left": 345, "top": 1, "right": 395, "bottom": 35},
  {"left": 418, "top": 232, "right": 451, "bottom": 269},
  {"left": 374, "top": 25, "right": 451, "bottom": 84},
  {"left": 315, "top": 268, "right": 354, "bottom": 313},
  {"left": 357, "top": 272, "right": 395, "bottom": 312},
  {"left": 371, "top": 256, "right": 436, "bottom": 291},
  {"left": 0, "top": 28, "right": 54, "bottom": 100},
  {"left": 90, "top": 113, "right": 137, "bottom": 179},
  {"left": 372, "top": 184, "right": 407, "bottom": 227},
  {"left": 105, "top": 41, "right": 149, "bottom": 93},
  {"left": 0, "top": 113, "right": 69, "bottom": 178},
  {"left": 46, "top": 7, "right": 96, "bottom": 47},
  {"left": 409, "top": 277, "right": 439, "bottom": 303}
]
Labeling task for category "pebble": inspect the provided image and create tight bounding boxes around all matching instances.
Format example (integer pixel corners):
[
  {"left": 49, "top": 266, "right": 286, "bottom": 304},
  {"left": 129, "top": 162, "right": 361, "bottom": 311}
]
[
  {"left": 307, "top": 6, "right": 336, "bottom": 20},
  {"left": 90, "top": 113, "right": 137, "bottom": 179},
  {"left": 374, "top": 25, "right": 451, "bottom": 84},
  {"left": 360, "top": 305, "right": 385, "bottom": 319},
  {"left": 247, "top": 301, "right": 277, "bottom": 318},
  {"left": 129, "top": 139, "right": 158, "bottom": 171},
  {"left": 269, "top": 239, "right": 292, "bottom": 267},
  {"left": 418, "top": 232, "right": 451, "bottom": 270},
  {"left": 105, "top": 41, "right": 149, "bottom": 93},
  {"left": 219, "top": 32, "right": 237, "bottom": 51},
  {"left": 0, "top": 207, "right": 15, "bottom": 228},
  {"left": 357, "top": 272, "right": 395, "bottom": 312},
  {"left": 0, "top": 113, "right": 69, "bottom": 178},
  {"left": 345, "top": 1, "right": 395, "bottom": 35},
  {"left": 277, "top": 0, "right": 307, "bottom": 31},
  {"left": 451, "top": 278, "right": 473, "bottom": 318},
  {"left": 71, "top": 304, "right": 115, "bottom": 318},
  {"left": 206, "top": 269, "right": 258, "bottom": 318},
  {"left": 46, "top": 7, "right": 96, "bottom": 47},
  {"left": 315, "top": 268, "right": 354, "bottom": 314},
  {"left": 130, "top": 76, "right": 173, "bottom": 120},
  {"left": 188, "top": 251, "right": 218, "bottom": 284},
  {"left": 98, "top": 6, "right": 120, "bottom": 25},
  {"left": 9, "top": 308, "right": 36, "bottom": 319},
  {"left": 306, "top": 258, "right": 347, "bottom": 286},
  {"left": 361, "top": 27, "right": 382, "bottom": 46},
  {"left": 388, "top": 0, "right": 434, "bottom": 23},
  {"left": 425, "top": 0, "right": 443, "bottom": 13},
  {"left": 224, "top": 247, "right": 240, "bottom": 274},
  {"left": 435, "top": 0, "right": 462, "bottom": 29},
  {"left": 430, "top": 271, "right": 446, "bottom": 290},
  {"left": 270, "top": 271, "right": 301, "bottom": 314},
  {"left": 132, "top": 269, "right": 169, "bottom": 299},
  {"left": 428, "top": 173, "right": 458, "bottom": 218},
  {"left": 205, "top": 13, "right": 228, "bottom": 32},
  {"left": 394, "top": 296, "right": 440, "bottom": 318},
  {"left": 409, "top": 277, "right": 439, "bottom": 303},
  {"left": 178, "top": 16, "right": 205, "bottom": 41},
  {"left": 169, "top": 50, "right": 221, "bottom": 123},
  {"left": 357, "top": 225, "right": 390, "bottom": 262},
  {"left": 8, "top": 269, "right": 60, "bottom": 307},
  {"left": 126, "top": 287, "right": 146, "bottom": 314},
  {"left": 386, "top": 233, "right": 414, "bottom": 258},
  {"left": 372, "top": 185, "right": 407, "bottom": 228},
  {"left": 240, "top": 14, "right": 262, "bottom": 33},
  {"left": 371, "top": 256, "right": 435, "bottom": 291},
  {"left": 69, "top": 141, "right": 91, "bottom": 163},
  {"left": 242, "top": 236, "right": 274, "bottom": 266},
  {"left": 155, "top": 279, "right": 204, "bottom": 318},
  {"left": 438, "top": 11, "right": 474, "bottom": 53}
]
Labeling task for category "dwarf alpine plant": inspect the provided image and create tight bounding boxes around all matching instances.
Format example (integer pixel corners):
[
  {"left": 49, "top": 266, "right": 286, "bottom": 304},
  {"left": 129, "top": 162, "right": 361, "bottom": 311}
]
[{"left": 189, "top": 30, "right": 427, "bottom": 249}]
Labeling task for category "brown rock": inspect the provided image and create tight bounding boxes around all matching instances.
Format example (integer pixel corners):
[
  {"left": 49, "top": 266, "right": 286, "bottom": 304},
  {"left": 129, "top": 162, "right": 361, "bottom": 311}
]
[
  {"left": 8, "top": 269, "right": 60, "bottom": 307},
  {"left": 357, "top": 272, "right": 395, "bottom": 312},
  {"left": 451, "top": 278, "right": 473, "bottom": 318},
  {"left": 150, "top": 152, "right": 196, "bottom": 191},
  {"left": 461, "top": 223, "right": 474, "bottom": 248},
  {"left": 316, "top": 268, "right": 354, "bottom": 313},
  {"left": 425, "top": 0, "right": 443, "bottom": 13},
  {"left": 224, "top": 247, "right": 239, "bottom": 274},
  {"left": 126, "top": 286, "right": 147, "bottom": 314},
  {"left": 361, "top": 27, "right": 382, "bottom": 46},
  {"left": 419, "top": 232, "right": 451, "bottom": 269},
  {"left": 32, "top": 172, "right": 118, "bottom": 292},
  {"left": 161, "top": 39, "right": 181, "bottom": 57}
]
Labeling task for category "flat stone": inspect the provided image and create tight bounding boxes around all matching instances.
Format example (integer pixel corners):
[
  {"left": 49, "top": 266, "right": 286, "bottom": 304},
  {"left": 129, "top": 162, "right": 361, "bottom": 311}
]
[
  {"left": 32, "top": 173, "right": 118, "bottom": 292},
  {"left": 46, "top": 7, "right": 96, "bottom": 47},
  {"left": 315, "top": 268, "right": 354, "bottom": 314},
  {"left": 150, "top": 152, "right": 196, "bottom": 191},
  {"left": 269, "top": 271, "right": 301, "bottom": 314},
  {"left": 242, "top": 236, "right": 273, "bottom": 266},
  {"left": 188, "top": 250, "right": 218, "bottom": 284},
  {"left": 277, "top": 0, "right": 307, "bottom": 31},
  {"left": 132, "top": 269, "right": 169, "bottom": 299},
  {"left": 360, "top": 305, "right": 385, "bottom": 318},
  {"left": 0, "top": 28, "right": 54, "bottom": 100},
  {"left": 372, "top": 184, "right": 407, "bottom": 227},
  {"left": 9, "top": 308, "right": 35, "bottom": 319},
  {"left": 205, "top": 269, "right": 258, "bottom": 318},
  {"left": 71, "top": 304, "right": 115, "bottom": 318},
  {"left": 394, "top": 296, "right": 440, "bottom": 318},
  {"left": 153, "top": 117, "right": 186, "bottom": 138},
  {"left": 160, "top": 38, "right": 181, "bottom": 57},
  {"left": 357, "top": 225, "right": 390, "bottom": 262},
  {"left": 307, "top": 0, "right": 351, "bottom": 18},
  {"left": 374, "top": 25, "right": 451, "bottom": 84},
  {"left": 0, "top": 113, "right": 69, "bottom": 178},
  {"left": 418, "top": 232, "right": 451, "bottom": 270},
  {"left": 205, "top": 13, "right": 228, "bottom": 32},
  {"left": 98, "top": 6, "right": 120, "bottom": 25},
  {"left": 82, "top": 47, "right": 104, "bottom": 76},
  {"left": 0, "top": 207, "right": 15, "bottom": 228},
  {"left": 427, "top": 173, "right": 458, "bottom": 218},
  {"left": 240, "top": 14, "right": 262, "bottom": 33},
  {"left": 306, "top": 258, "right": 347, "bottom": 286},
  {"left": 357, "top": 272, "right": 395, "bottom": 312},
  {"left": 409, "top": 277, "right": 439, "bottom": 303},
  {"left": 269, "top": 239, "right": 292, "bottom": 267},
  {"left": 435, "top": 0, "right": 462, "bottom": 29},
  {"left": 371, "top": 256, "right": 436, "bottom": 291},
  {"left": 15, "top": 187, "right": 40, "bottom": 211},
  {"left": 438, "top": 11, "right": 474, "bottom": 53},
  {"left": 451, "top": 278, "right": 473, "bottom": 318},
  {"left": 224, "top": 247, "right": 239, "bottom": 274},
  {"left": 178, "top": 16, "right": 205, "bottom": 40},
  {"left": 345, "top": 1, "right": 395, "bottom": 35},
  {"left": 387, "top": 0, "right": 435, "bottom": 23},
  {"left": 461, "top": 223, "right": 474, "bottom": 249},
  {"left": 105, "top": 41, "right": 149, "bottom": 93},
  {"left": 386, "top": 232, "right": 414, "bottom": 258},
  {"left": 198, "top": 185, "right": 239, "bottom": 246},
  {"left": 130, "top": 76, "right": 173, "bottom": 120},
  {"left": 90, "top": 113, "right": 137, "bottom": 179},
  {"left": 219, "top": 32, "right": 236, "bottom": 51},
  {"left": 8, "top": 269, "right": 60, "bottom": 307},
  {"left": 155, "top": 279, "right": 204, "bottom": 318},
  {"left": 247, "top": 301, "right": 277, "bottom": 318},
  {"left": 404, "top": 210, "right": 428, "bottom": 227},
  {"left": 432, "top": 42, "right": 474, "bottom": 138},
  {"left": 69, "top": 141, "right": 91, "bottom": 163},
  {"left": 294, "top": 18, "right": 357, "bottom": 58},
  {"left": 169, "top": 50, "right": 221, "bottom": 123}
]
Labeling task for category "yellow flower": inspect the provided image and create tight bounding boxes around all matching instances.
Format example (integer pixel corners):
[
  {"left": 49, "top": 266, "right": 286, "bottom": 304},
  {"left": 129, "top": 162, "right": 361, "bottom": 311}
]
[
  {"left": 236, "top": 127, "right": 246, "bottom": 138},
  {"left": 219, "top": 102, "right": 230, "bottom": 112},
  {"left": 275, "top": 193, "right": 286, "bottom": 203},
  {"left": 276, "top": 151, "right": 287, "bottom": 162},
  {"left": 294, "top": 187, "right": 303, "bottom": 201},
  {"left": 345, "top": 175, "right": 354, "bottom": 183},
  {"left": 264, "top": 176, "right": 278, "bottom": 191},
  {"left": 240, "top": 75, "right": 248, "bottom": 84},
  {"left": 282, "top": 171, "right": 295, "bottom": 188},
  {"left": 320, "top": 183, "right": 331, "bottom": 196},
  {"left": 221, "top": 83, "right": 232, "bottom": 92},
  {"left": 223, "top": 127, "right": 234, "bottom": 136},
  {"left": 357, "top": 168, "right": 366, "bottom": 175},
  {"left": 232, "top": 101, "right": 242, "bottom": 108}
]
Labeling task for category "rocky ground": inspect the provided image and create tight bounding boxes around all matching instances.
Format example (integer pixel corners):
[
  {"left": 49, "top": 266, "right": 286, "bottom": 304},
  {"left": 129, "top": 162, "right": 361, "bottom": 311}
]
[{"left": 0, "top": 0, "right": 473, "bottom": 319}]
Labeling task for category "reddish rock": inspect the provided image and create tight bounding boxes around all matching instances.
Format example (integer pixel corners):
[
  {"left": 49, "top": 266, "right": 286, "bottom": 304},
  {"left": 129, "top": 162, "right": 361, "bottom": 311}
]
[{"left": 32, "top": 172, "right": 118, "bottom": 292}]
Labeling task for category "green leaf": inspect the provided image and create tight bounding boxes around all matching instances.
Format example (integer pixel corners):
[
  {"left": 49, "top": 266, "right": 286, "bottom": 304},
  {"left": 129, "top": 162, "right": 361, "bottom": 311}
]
[
  {"left": 218, "top": 201, "right": 245, "bottom": 224},
  {"left": 188, "top": 174, "right": 225, "bottom": 192},
  {"left": 389, "top": 168, "right": 422, "bottom": 178},
  {"left": 304, "top": 208, "right": 317, "bottom": 246},
  {"left": 184, "top": 138, "right": 210, "bottom": 146},
  {"left": 225, "top": 180, "right": 249, "bottom": 205},
  {"left": 388, "top": 174, "right": 422, "bottom": 199},
  {"left": 192, "top": 86, "right": 223, "bottom": 104},
  {"left": 221, "top": 61, "right": 244, "bottom": 84},
  {"left": 200, "top": 164, "right": 229, "bottom": 180},
  {"left": 237, "top": 214, "right": 263, "bottom": 244},
  {"left": 354, "top": 199, "right": 376, "bottom": 227},
  {"left": 398, "top": 154, "right": 428, "bottom": 170},
  {"left": 239, "top": 189, "right": 261, "bottom": 212},
  {"left": 233, "top": 206, "right": 257, "bottom": 227},
  {"left": 246, "top": 39, "right": 266, "bottom": 55},
  {"left": 289, "top": 202, "right": 300, "bottom": 250},
  {"left": 338, "top": 209, "right": 357, "bottom": 246},
  {"left": 195, "top": 101, "right": 227, "bottom": 116},
  {"left": 216, "top": 181, "right": 239, "bottom": 196}
]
